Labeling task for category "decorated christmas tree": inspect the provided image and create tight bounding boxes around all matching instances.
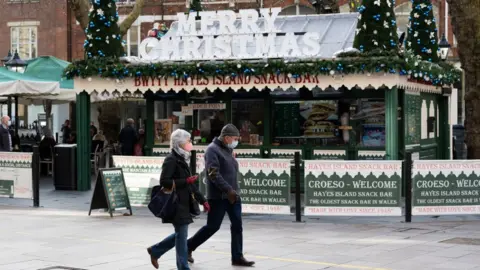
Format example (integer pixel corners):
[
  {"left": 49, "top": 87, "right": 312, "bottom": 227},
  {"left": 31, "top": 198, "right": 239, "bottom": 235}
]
[
  {"left": 353, "top": 0, "right": 399, "bottom": 53},
  {"left": 405, "top": 0, "right": 439, "bottom": 62},
  {"left": 189, "top": 0, "right": 203, "bottom": 12},
  {"left": 84, "top": 0, "right": 124, "bottom": 59}
]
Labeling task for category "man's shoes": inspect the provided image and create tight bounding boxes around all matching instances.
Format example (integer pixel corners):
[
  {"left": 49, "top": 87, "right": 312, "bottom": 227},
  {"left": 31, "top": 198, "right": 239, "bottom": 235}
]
[
  {"left": 188, "top": 251, "right": 194, "bottom": 263},
  {"left": 232, "top": 257, "right": 255, "bottom": 267},
  {"left": 147, "top": 247, "right": 159, "bottom": 269}
]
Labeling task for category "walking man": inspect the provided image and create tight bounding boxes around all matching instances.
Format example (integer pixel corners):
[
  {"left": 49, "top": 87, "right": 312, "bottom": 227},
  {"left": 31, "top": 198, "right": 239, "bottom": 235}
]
[
  {"left": 187, "top": 124, "right": 255, "bottom": 267},
  {"left": 0, "top": 116, "right": 12, "bottom": 152},
  {"left": 119, "top": 118, "right": 137, "bottom": 156}
]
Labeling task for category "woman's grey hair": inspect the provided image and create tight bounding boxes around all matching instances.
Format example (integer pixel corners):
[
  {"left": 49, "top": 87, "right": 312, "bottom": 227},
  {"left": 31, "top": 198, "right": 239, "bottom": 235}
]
[
  {"left": 170, "top": 129, "right": 191, "bottom": 149},
  {"left": 43, "top": 127, "right": 53, "bottom": 138}
]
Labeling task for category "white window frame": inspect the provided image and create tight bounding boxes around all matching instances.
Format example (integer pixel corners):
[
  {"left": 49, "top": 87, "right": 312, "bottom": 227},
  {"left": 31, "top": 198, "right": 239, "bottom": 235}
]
[
  {"left": 117, "top": 0, "right": 136, "bottom": 6},
  {"left": 126, "top": 25, "right": 141, "bottom": 57},
  {"left": 8, "top": 21, "right": 39, "bottom": 60}
]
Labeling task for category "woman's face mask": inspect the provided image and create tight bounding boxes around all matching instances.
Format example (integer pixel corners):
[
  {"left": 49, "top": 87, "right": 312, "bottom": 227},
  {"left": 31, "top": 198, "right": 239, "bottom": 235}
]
[{"left": 183, "top": 142, "right": 193, "bottom": 152}]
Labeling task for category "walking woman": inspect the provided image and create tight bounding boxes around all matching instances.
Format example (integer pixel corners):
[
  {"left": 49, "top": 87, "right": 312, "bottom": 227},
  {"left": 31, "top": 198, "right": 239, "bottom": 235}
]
[{"left": 147, "top": 129, "right": 210, "bottom": 269}]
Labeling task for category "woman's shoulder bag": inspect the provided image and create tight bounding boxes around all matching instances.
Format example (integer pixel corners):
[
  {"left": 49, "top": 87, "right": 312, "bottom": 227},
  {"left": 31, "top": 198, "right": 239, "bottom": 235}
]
[{"left": 148, "top": 182, "right": 178, "bottom": 220}]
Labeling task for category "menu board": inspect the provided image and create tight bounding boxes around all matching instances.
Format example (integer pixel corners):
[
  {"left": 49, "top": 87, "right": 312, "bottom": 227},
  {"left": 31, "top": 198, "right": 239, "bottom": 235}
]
[
  {"left": 274, "top": 103, "right": 300, "bottom": 137},
  {"left": 89, "top": 168, "right": 132, "bottom": 217}
]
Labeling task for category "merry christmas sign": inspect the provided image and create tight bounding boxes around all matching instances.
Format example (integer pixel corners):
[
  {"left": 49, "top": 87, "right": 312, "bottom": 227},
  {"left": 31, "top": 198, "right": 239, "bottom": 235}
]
[{"left": 138, "top": 8, "right": 321, "bottom": 61}]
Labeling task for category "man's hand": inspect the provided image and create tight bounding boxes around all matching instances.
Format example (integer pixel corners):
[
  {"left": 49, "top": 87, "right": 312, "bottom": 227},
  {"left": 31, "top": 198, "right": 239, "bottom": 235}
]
[
  {"left": 186, "top": 175, "right": 198, "bottom": 184},
  {"left": 227, "top": 190, "right": 237, "bottom": 204}
]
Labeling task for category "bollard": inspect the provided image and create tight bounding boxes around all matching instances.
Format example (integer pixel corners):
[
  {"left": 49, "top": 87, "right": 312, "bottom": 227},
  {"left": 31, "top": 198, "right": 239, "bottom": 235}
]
[
  {"left": 32, "top": 145, "right": 40, "bottom": 208},
  {"left": 294, "top": 152, "right": 302, "bottom": 222},
  {"left": 190, "top": 150, "right": 198, "bottom": 190},
  {"left": 190, "top": 150, "right": 197, "bottom": 175},
  {"left": 405, "top": 152, "right": 412, "bottom": 223},
  {"left": 105, "top": 148, "right": 111, "bottom": 169}
]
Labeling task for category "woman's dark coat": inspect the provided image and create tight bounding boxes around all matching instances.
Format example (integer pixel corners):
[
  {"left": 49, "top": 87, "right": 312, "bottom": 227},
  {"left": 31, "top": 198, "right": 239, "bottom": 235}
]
[{"left": 159, "top": 151, "right": 206, "bottom": 225}]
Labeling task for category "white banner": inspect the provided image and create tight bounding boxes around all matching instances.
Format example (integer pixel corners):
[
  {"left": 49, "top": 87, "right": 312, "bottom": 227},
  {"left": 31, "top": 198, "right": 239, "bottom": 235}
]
[{"left": 0, "top": 152, "right": 33, "bottom": 199}]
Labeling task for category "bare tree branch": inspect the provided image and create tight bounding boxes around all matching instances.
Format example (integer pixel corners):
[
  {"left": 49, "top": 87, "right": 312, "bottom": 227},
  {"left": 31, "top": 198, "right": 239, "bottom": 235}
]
[
  {"left": 70, "top": 0, "right": 91, "bottom": 32},
  {"left": 119, "top": 0, "right": 146, "bottom": 36}
]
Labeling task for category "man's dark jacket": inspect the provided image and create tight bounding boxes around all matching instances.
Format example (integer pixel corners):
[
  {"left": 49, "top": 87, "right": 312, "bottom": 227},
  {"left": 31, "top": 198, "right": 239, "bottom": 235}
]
[
  {"left": 119, "top": 125, "right": 137, "bottom": 156},
  {"left": 205, "top": 138, "right": 240, "bottom": 200},
  {"left": 0, "top": 125, "right": 11, "bottom": 152}
]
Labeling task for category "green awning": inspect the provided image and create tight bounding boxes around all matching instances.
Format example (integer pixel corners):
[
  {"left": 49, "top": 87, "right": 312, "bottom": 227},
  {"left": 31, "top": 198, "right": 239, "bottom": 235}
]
[
  {"left": 24, "top": 56, "right": 74, "bottom": 89},
  {"left": 0, "top": 67, "right": 60, "bottom": 96}
]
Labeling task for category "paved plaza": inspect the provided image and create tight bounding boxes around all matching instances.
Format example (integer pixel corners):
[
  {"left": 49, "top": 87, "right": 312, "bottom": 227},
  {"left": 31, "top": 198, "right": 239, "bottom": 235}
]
[{"left": 1, "top": 179, "right": 480, "bottom": 270}]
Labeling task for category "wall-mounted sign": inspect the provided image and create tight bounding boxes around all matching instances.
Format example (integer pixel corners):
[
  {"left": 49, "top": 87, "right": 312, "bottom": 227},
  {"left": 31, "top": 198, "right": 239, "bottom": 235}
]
[
  {"left": 181, "top": 103, "right": 226, "bottom": 115},
  {"left": 181, "top": 106, "right": 193, "bottom": 116},
  {"left": 139, "top": 8, "right": 321, "bottom": 61},
  {"left": 190, "top": 103, "right": 226, "bottom": 110}
]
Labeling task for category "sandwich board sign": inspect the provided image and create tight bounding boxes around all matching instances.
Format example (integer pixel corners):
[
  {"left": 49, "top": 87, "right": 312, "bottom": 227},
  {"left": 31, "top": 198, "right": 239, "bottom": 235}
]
[{"left": 89, "top": 168, "right": 132, "bottom": 217}]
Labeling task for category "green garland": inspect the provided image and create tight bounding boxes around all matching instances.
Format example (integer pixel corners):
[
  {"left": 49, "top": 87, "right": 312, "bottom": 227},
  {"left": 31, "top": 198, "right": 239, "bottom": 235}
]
[{"left": 63, "top": 51, "right": 461, "bottom": 86}]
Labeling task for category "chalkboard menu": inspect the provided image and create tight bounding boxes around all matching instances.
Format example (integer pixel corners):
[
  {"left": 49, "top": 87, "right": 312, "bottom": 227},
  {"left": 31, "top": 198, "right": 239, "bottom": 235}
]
[
  {"left": 89, "top": 168, "right": 132, "bottom": 217},
  {"left": 274, "top": 103, "right": 300, "bottom": 137}
]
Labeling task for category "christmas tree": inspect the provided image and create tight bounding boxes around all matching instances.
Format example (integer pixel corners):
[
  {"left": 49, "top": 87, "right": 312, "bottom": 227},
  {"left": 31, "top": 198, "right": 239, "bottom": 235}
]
[
  {"left": 190, "top": 0, "right": 202, "bottom": 12},
  {"left": 353, "top": 0, "right": 399, "bottom": 53},
  {"left": 84, "top": 0, "right": 124, "bottom": 59},
  {"left": 405, "top": 0, "right": 439, "bottom": 62}
]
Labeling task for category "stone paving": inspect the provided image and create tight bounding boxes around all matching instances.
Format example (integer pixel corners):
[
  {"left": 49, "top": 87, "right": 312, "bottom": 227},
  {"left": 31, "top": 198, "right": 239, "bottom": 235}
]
[{"left": 1, "top": 177, "right": 480, "bottom": 269}]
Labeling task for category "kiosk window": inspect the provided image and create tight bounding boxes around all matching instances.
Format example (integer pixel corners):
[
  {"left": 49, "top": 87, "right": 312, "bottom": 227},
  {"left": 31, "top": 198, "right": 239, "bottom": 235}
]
[
  {"left": 351, "top": 99, "right": 386, "bottom": 147},
  {"left": 232, "top": 100, "right": 264, "bottom": 145}
]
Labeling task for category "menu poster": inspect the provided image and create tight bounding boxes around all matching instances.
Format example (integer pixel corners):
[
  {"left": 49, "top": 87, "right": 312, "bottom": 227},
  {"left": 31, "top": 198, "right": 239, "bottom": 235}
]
[
  {"left": 155, "top": 119, "right": 173, "bottom": 145},
  {"left": 300, "top": 100, "right": 338, "bottom": 138},
  {"left": 89, "top": 168, "right": 132, "bottom": 217}
]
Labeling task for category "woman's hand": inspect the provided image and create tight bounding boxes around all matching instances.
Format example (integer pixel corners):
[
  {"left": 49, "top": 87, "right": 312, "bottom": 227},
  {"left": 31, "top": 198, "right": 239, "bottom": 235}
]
[
  {"left": 203, "top": 202, "right": 210, "bottom": 212},
  {"left": 186, "top": 175, "right": 198, "bottom": 184}
]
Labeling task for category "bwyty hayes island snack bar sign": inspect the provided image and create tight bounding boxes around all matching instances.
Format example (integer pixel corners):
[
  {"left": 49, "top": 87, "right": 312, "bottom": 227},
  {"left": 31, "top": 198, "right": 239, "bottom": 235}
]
[
  {"left": 413, "top": 160, "right": 480, "bottom": 215},
  {"left": 112, "top": 8, "right": 324, "bottom": 92},
  {"left": 304, "top": 161, "right": 402, "bottom": 216}
]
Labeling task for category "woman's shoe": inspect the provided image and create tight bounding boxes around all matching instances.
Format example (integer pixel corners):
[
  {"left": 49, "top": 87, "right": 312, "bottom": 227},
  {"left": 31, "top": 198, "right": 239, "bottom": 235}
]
[{"left": 147, "top": 247, "right": 159, "bottom": 269}]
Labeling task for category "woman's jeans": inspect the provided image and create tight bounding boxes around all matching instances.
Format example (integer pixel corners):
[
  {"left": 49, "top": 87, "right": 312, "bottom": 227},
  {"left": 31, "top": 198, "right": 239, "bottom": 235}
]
[{"left": 150, "top": 224, "right": 190, "bottom": 270}]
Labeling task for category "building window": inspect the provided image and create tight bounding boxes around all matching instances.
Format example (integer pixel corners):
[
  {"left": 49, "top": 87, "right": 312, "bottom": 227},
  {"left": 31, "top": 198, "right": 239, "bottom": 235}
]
[
  {"left": 11, "top": 26, "right": 37, "bottom": 59},
  {"left": 124, "top": 25, "right": 140, "bottom": 57},
  {"left": 7, "top": 0, "right": 40, "bottom": 3},
  {"left": 117, "top": 0, "right": 136, "bottom": 5}
]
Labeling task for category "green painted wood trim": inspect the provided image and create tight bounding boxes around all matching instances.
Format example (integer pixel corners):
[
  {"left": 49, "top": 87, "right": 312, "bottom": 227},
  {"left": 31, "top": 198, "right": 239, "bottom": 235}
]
[
  {"left": 145, "top": 92, "right": 154, "bottom": 156},
  {"left": 439, "top": 95, "right": 450, "bottom": 159},
  {"left": 184, "top": 97, "right": 192, "bottom": 131},
  {"left": 263, "top": 92, "right": 271, "bottom": 146},
  {"left": 76, "top": 92, "right": 91, "bottom": 191},
  {"left": 225, "top": 92, "right": 232, "bottom": 124},
  {"left": 385, "top": 87, "right": 399, "bottom": 160}
]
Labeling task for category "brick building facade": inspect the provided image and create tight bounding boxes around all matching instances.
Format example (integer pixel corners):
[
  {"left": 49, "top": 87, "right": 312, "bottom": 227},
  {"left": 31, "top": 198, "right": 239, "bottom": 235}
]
[{"left": 0, "top": 0, "right": 458, "bottom": 63}]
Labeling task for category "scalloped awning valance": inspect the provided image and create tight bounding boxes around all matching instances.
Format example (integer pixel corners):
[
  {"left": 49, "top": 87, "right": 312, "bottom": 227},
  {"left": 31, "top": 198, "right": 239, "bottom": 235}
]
[{"left": 74, "top": 73, "right": 444, "bottom": 96}]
